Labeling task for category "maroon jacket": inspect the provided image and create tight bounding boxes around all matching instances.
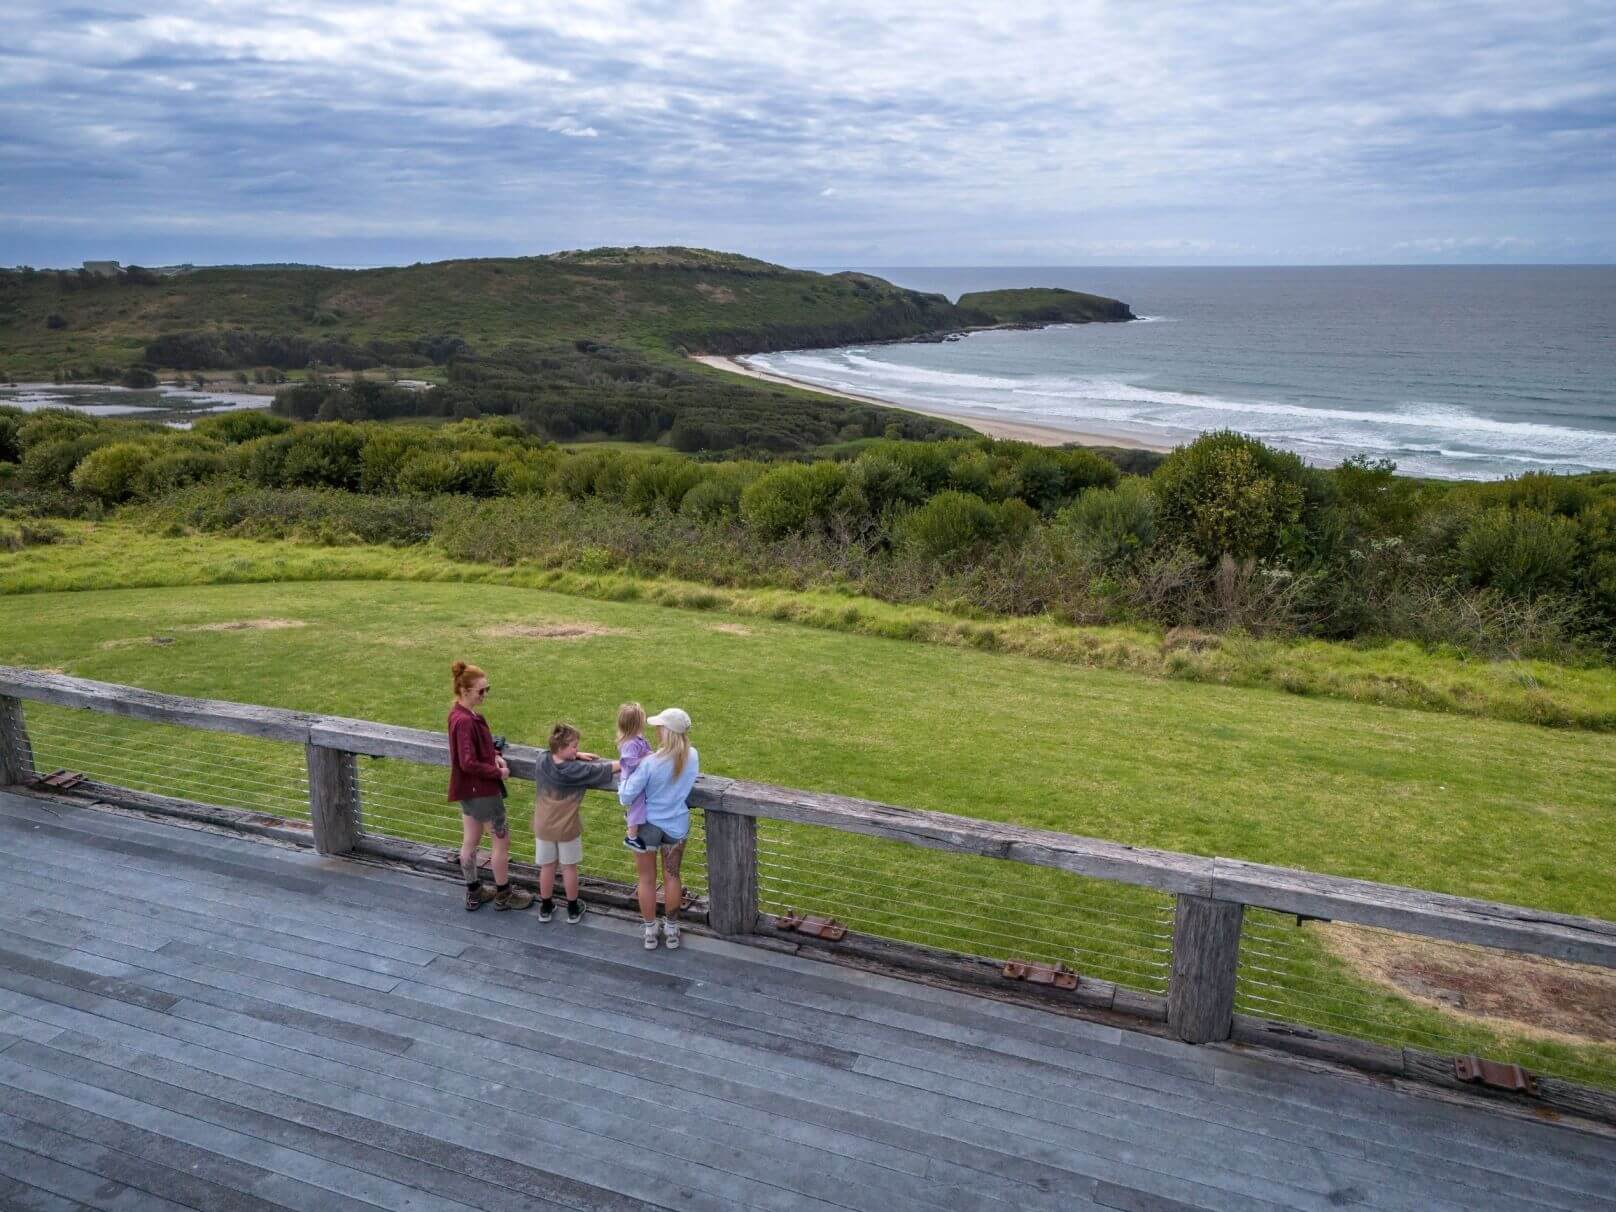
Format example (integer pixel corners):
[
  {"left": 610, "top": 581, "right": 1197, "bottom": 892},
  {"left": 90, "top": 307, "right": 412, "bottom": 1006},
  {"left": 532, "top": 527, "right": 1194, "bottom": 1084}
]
[{"left": 447, "top": 702, "right": 506, "bottom": 802}]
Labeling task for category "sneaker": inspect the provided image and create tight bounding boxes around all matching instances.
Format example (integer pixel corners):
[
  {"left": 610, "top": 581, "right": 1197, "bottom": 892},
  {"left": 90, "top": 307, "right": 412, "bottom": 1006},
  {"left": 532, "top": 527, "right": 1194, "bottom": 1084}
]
[
  {"left": 663, "top": 919, "right": 681, "bottom": 950},
  {"left": 642, "top": 921, "right": 660, "bottom": 950},
  {"left": 566, "top": 900, "right": 585, "bottom": 924},
  {"left": 537, "top": 899, "right": 554, "bottom": 922},
  {"left": 623, "top": 834, "right": 648, "bottom": 852},
  {"left": 464, "top": 884, "right": 493, "bottom": 912},
  {"left": 494, "top": 886, "right": 534, "bottom": 912}
]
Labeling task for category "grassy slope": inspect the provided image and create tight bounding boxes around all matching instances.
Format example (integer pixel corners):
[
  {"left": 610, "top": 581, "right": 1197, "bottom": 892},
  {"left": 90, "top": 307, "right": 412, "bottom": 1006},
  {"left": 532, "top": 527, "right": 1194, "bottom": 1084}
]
[
  {"left": 5, "top": 576, "right": 1611, "bottom": 911},
  {"left": 6, "top": 522, "right": 1613, "bottom": 732},
  {"left": 3, "top": 572, "right": 1613, "bottom": 1086},
  {"left": 0, "top": 248, "right": 1128, "bottom": 379}
]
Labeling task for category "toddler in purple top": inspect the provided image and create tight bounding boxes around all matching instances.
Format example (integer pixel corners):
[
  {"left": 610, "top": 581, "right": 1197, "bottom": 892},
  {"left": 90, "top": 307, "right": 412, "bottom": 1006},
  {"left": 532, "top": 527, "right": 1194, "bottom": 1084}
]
[{"left": 617, "top": 702, "right": 652, "bottom": 851}]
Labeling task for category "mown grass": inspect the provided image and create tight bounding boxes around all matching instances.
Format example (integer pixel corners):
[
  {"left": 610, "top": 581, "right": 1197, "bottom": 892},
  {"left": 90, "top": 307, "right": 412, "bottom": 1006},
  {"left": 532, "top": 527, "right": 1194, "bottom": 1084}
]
[
  {"left": 4, "top": 521, "right": 1614, "bottom": 733},
  {"left": 1, "top": 571, "right": 1613, "bottom": 1087}
]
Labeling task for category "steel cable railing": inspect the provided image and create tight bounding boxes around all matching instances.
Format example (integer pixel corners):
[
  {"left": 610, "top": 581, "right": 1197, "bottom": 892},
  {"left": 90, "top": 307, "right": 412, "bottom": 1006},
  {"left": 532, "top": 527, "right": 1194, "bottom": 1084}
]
[
  {"left": 756, "top": 817, "right": 1174, "bottom": 994},
  {"left": 1236, "top": 909, "right": 1616, "bottom": 1090},
  {"left": 5, "top": 669, "right": 1614, "bottom": 1114},
  {"left": 12, "top": 703, "right": 311, "bottom": 823}
]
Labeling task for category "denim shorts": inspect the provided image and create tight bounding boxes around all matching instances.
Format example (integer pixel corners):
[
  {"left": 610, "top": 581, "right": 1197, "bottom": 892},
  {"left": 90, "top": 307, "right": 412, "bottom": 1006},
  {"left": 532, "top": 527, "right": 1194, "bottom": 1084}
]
[
  {"left": 459, "top": 795, "right": 508, "bottom": 834},
  {"left": 637, "top": 821, "right": 688, "bottom": 850}
]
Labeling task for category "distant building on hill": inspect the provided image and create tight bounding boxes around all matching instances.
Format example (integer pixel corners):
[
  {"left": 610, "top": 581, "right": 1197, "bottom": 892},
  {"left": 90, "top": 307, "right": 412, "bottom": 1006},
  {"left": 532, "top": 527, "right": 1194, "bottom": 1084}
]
[{"left": 82, "top": 260, "right": 121, "bottom": 276}]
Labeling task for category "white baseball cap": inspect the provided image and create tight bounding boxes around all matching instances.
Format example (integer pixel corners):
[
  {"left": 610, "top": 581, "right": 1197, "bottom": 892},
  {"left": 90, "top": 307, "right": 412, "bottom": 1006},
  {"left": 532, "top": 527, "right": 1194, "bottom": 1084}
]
[{"left": 646, "top": 707, "right": 691, "bottom": 734}]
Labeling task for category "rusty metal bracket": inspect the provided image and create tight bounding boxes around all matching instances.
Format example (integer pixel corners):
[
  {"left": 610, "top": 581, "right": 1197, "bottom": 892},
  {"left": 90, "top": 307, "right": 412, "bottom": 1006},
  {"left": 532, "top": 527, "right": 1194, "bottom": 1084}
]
[
  {"left": 1001, "top": 960, "right": 1079, "bottom": 990},
  {"left": 1455, "top": 1056, "right": 1538, "bottom": 1095},
  {"left": 32, "top": 769, "right": 85, "bottom": 791},
  {"left": 774, "top": 910, "right": 847, "bottom": 941}
]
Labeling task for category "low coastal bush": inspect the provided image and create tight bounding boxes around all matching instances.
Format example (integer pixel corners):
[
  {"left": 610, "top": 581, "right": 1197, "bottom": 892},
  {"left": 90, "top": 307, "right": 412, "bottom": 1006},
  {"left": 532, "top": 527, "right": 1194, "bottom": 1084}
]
[{"left": 10, "top": 406, "right": 1614, "bottom": 655}]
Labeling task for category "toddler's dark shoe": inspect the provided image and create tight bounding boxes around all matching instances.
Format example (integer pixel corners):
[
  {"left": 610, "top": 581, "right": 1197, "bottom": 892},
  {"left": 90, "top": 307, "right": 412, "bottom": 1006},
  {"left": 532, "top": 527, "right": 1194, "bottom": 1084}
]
[{"left": 623, "top": 834, "right": 648, "bottom": 852}]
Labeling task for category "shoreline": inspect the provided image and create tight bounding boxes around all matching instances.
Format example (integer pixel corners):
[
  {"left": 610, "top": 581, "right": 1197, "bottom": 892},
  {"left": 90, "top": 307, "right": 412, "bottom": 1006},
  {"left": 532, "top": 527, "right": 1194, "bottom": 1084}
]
[{"left": 690, "top": 355, "right": 1174, "bottom": 452}]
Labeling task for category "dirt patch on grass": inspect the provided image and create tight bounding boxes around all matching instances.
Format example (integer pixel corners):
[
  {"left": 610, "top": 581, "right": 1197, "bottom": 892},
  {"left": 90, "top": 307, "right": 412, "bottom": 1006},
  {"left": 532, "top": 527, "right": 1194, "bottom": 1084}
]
[
  {"left": 188, "top": 618, "right": 306, "bottom": 633},
  {"left": 479, "top": 622, "right": 623, "bottom": 641},
  {"left": 98, "top": 618, "right": 307, "bottom": 649},
  {"left": 1320, "top": 923, "right": 1616, "bottom": 1046},
  {"left": 711, "top": 623, "right": 753, "bottom": 636},
  {"left": 695, "top": 282, "right": 738, "bottom": 304}
]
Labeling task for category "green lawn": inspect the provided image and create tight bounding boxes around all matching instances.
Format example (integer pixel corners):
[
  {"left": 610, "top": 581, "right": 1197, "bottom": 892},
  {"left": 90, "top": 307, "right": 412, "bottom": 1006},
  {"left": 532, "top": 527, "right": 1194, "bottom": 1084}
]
[{"left": 2, "top": 576, "right": 1613, "bottom": 1087}]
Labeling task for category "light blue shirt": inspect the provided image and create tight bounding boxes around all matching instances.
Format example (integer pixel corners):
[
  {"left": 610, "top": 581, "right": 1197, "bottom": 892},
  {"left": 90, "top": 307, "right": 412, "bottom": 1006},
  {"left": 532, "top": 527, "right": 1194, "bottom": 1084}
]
[{"left": 617, "top": 746, "right": 699, "bottom": 839}]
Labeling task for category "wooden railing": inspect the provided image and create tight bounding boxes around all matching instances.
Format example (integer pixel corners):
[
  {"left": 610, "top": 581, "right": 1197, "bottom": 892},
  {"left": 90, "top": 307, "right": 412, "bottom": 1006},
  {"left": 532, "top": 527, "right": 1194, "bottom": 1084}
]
[{"left": 3, "top": 666, "right": 1614, "bottom": 1121}]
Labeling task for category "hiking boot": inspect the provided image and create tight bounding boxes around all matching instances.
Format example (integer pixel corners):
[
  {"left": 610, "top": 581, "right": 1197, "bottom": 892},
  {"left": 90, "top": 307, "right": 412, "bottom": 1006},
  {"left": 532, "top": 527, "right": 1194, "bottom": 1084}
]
[
  {"left": 494, "top": 886, "right": 534, "bottom": 911},
  {"left": 464, "top": 884, "right": 494, "bottom": 912},
  {"left": 642, "top": 920, "right": 660, "bottom": 950},
  {"left": 663, "top": 919, "right": 681, "bottom": 950},
  {"left": 566, "top": 900, "right": 585, "bottom": 924}
]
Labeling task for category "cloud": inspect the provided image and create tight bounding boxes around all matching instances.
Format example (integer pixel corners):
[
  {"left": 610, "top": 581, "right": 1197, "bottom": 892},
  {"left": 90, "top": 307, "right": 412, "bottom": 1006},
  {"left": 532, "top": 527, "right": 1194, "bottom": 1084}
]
[{"left": 1, "top": 0, "right": 1613, "bottom": 264}]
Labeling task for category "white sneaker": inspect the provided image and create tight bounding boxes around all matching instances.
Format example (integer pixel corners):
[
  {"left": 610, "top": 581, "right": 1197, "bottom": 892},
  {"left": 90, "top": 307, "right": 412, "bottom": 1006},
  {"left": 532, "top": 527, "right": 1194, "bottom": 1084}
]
[
  {"left": 642, "top": 921, "right": 659, "bottom": 950},
  {"left": 663, "top": 919, "right": 681, "bottom": 950}
]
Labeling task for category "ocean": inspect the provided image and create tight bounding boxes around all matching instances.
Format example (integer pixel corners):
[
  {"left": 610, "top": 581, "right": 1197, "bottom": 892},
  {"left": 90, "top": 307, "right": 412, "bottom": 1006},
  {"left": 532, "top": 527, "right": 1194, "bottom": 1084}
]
[{"left": 744, "top": 266, "right": 1616, "bottom": 480}]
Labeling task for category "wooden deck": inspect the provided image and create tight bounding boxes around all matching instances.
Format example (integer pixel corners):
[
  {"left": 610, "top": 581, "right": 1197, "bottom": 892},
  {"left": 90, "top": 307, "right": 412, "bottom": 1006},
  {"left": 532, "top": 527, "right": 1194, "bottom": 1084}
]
[{"left": 0, "top": 790, "right": 1611, "bottom": 1212}]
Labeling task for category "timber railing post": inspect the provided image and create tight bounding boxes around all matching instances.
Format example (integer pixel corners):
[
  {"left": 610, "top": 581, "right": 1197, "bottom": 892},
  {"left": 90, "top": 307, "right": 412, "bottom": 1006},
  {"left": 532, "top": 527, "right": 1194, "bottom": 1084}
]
[
  {"left": 1167, "top": 893, "right": 1245, "bottom": 1044},
  {"left": 704, "top": 807, "right": 758, "bottom": 936},
  {"left": 305, "top": 744, "right": 360, "bottom": 856},
  {"left": 0, "top": 696, "right": 35, "bottom": 787}
]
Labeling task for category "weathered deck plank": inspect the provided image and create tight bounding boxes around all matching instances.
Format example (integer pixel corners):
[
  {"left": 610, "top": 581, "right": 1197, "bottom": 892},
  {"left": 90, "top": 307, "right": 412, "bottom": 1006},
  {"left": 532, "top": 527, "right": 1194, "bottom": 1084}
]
[{"left": 1, "top": 790, "right": 1612, "bottom": 1212}]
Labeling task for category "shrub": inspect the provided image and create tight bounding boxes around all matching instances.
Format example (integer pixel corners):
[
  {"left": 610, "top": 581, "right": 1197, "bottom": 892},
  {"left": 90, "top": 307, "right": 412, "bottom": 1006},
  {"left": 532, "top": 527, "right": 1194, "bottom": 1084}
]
[
  {"left": 739, "top": 461, "right": 849, "bottom": 538},
  {"left": 1457, "top": 508, "right": 1579, "bottom": 599},
  {"left": 993, "top": 498, "right": 1039, "bottom": 545},
  {"left": 624, "top": 455, "right": 705, "bottom": 514},
  {"left": 0, "top": 518, "right": 64, "bottom": 551},
  {"left": 133, "top": 449, "right": 229, "bottom": 498},
  {"left": 18, "top": 409, "right": 99, "bottom": 452},
  {"left": 120, "top": 366, "right": 158, "bottom": 389},
  {"left": 451, "top": 450, "right": 506, "bottom": 497},
  {"left": 1334, "top": 454, "right": 1423, "bottom": 537},
  {"left": 70, "top": 442, "right": 157, "bottom": 503},
  {"left": 277, "top": 424, "right": 366, "bottom": 490},
  {"left": 494, "top": 451, "right": 561, "bottom": 496},
  {"left": 680, "top": 465, "right": 763, "bottom": 521},
  {"left": 849, "top": 451, "right": 921, "bottom": 514},
  {"left": 1058, "top": 476, "right": 1157, "bottom": 565},
  {"left": 0, "top": 414, "right": 19, "bottom": 463},
  {"left": 193, "top": 411, "right": 292, "bottom": 444},
  {"left": 897, "top": 490, "right": 999, "bottom": 561},
  {"left": 395, "top": 452, "right": 460, "bottom": 496},
  {"left": 21, "top": 434, "right": 112, "bottom": 489},
  {"left": 1152, "top": 430, "right": 1319, "bottom": 563}
]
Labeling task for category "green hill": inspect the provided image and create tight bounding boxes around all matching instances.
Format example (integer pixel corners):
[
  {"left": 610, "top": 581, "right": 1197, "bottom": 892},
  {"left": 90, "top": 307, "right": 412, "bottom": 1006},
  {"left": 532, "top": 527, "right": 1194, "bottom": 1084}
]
[
  {"left": 0, "top": 249, "right": 1136, "bottom": 451},
  {"left": 958, "top": 287, "right": 1136, "bottom": 325},
  {"left": 0, "top": 248, "right": 1132, "bottom": 379}
]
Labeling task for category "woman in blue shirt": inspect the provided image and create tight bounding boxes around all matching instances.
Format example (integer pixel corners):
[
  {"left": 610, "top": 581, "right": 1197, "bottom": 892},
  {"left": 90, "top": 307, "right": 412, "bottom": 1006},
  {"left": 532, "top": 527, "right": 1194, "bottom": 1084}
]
[{"left": 618, "top": 707, "right": 699, "bottom": 950}]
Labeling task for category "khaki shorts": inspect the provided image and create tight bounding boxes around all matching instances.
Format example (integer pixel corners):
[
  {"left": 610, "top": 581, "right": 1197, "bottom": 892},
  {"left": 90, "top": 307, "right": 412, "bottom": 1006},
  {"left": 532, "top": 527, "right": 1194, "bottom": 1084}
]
[{"left": 536, "top": 836, "right": 583, "bottom": 866}]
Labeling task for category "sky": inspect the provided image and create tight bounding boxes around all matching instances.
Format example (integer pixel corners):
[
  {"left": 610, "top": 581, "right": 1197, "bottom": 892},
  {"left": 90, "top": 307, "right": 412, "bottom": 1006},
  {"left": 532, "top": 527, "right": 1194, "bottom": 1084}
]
[{"left": 3, "top": 1, "right": 1615, "bottom": 268}]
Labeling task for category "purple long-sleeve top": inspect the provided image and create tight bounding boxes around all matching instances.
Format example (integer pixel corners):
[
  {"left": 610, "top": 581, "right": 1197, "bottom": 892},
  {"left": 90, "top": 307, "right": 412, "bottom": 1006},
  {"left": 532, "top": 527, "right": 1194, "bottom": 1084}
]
[{"left": 619, "top": 734, "right": 652, "bottom": 826}]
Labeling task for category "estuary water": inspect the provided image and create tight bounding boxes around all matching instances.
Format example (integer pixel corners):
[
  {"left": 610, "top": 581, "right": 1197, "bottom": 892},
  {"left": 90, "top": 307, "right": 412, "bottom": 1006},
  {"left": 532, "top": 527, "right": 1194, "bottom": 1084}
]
[{"left": 745, "top": 266, "right": 1616, "bottom": 480}]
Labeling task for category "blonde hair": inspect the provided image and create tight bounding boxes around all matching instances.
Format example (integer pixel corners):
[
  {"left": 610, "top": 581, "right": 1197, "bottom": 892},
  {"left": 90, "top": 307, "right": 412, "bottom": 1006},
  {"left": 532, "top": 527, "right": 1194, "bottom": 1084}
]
[
  {"left": 656, "top": 726, "right": 691, "bottom": 777},
  {"left": 450, "top": 660, "right": 486, "bottom": 700},
  {"left": 616, "top": 702, "right": 646, "bottom": 745},
  {"left": 547, "top": 722, "right": 580, "bottom": 753}
]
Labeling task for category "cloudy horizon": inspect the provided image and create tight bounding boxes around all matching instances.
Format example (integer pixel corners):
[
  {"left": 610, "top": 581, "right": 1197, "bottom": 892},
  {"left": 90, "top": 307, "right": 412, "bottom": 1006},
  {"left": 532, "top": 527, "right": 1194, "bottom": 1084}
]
[{"left": 4, "top": 1, "right": 1614, "bottom": 269}]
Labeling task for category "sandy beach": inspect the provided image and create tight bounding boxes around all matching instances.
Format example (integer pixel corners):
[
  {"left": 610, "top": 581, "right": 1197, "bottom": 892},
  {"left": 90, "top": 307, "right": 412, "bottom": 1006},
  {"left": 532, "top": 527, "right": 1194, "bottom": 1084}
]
[{"left": 690, "top": 355, "right": 1173, "bottom": 452}]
